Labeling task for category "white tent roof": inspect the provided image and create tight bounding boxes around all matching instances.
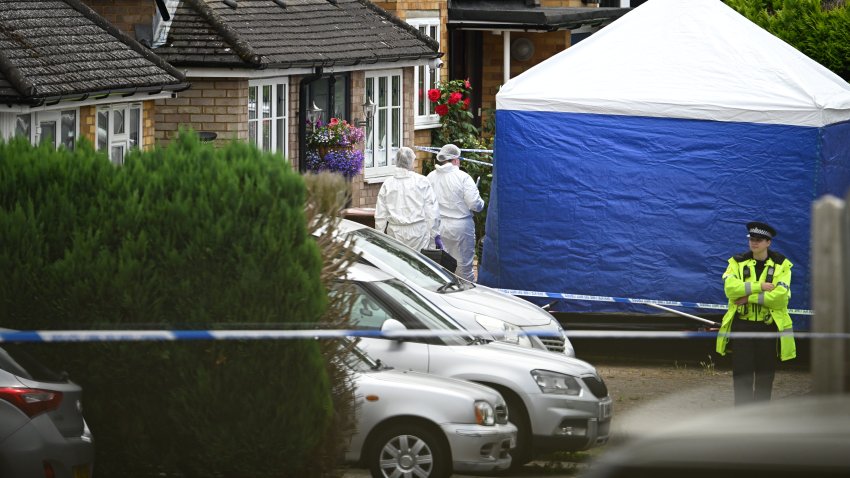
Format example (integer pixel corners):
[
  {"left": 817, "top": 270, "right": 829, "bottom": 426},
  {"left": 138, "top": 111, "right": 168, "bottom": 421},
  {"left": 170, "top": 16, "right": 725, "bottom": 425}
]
[{"left": 497, "top": 0, "right": 850, "bottom": 127}]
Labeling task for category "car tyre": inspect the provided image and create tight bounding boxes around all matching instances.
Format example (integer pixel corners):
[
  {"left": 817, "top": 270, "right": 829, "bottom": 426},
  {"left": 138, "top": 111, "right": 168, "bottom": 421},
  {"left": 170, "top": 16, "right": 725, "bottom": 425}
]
[
  {"left": 504, "top": 393, "right": 533, "bottom": 469},
  {"left": 368, "top": 423, "right": 451, "bottom": 478}
]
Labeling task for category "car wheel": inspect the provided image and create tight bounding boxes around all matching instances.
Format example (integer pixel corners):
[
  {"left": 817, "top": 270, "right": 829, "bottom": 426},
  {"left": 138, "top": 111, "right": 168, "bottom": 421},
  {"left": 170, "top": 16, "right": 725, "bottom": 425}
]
[
  {"left": 368, "top": 423, "right": 451, "bottom": 478},
  {"left": 504, "top": 393, "right": 533, "bottom": 468}
]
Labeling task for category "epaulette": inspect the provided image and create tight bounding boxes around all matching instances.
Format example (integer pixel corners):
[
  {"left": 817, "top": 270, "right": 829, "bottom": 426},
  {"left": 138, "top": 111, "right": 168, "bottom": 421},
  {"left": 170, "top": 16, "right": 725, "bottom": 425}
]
[
  {"left": 768, "top": 250, "right": 787, "bottom": 264},
  {"left": 732, "top": 251, "right": 753, "bottom": 262}
]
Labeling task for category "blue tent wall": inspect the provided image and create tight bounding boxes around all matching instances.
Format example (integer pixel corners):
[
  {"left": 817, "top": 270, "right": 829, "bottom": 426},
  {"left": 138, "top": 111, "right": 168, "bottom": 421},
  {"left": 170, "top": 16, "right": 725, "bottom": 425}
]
[
  {"left": 479, "top": 110, "right": 823, "bottom": 326},
  {"left": 820, "top": 120, "right": 850, "bottom": 196}
]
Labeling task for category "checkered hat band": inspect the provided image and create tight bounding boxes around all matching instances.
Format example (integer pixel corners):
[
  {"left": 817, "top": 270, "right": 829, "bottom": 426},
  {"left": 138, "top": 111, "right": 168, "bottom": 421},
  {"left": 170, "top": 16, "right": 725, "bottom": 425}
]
[{"left": 749, "top": 227, "right": 772, "bottom": 238}]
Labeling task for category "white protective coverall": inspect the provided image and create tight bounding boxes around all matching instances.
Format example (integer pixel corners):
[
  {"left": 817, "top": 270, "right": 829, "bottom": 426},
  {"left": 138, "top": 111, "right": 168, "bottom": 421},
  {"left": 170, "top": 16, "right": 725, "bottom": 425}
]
[
  {"left": 427, "top": 162, "right": 484, "bottom": 281},
  {"left": 375, "top": 167, "right": 441, "bottom": 251}
]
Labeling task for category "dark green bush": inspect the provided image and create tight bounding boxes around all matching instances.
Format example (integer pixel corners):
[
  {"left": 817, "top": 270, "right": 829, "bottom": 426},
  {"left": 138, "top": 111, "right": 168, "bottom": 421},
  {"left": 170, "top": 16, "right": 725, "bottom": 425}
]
[{"left": 0, "top": 131, "right": 332, "bottom": 477}]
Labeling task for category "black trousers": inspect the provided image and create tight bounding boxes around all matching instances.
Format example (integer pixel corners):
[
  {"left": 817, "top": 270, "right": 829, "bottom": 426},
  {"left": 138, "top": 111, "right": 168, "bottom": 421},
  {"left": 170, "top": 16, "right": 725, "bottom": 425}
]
[{"left": 730, "top": 318, "right": 778, "bottom": 406}]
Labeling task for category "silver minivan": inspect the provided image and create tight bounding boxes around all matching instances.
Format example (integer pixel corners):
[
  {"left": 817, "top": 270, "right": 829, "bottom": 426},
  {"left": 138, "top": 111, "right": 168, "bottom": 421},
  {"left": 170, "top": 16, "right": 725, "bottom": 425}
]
[
  {"left": 333, "top": 219, "right": 575, "bottom": 357},
  {"left": 337, "top": 263, "right": 612, "bottom": 467}
]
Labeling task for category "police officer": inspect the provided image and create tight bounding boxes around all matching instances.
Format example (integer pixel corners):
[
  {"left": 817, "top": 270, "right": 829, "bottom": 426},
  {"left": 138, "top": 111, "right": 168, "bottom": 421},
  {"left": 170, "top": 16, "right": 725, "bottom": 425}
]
[{"left": 716, "top": 221, "right": 796, "bottom": 406}]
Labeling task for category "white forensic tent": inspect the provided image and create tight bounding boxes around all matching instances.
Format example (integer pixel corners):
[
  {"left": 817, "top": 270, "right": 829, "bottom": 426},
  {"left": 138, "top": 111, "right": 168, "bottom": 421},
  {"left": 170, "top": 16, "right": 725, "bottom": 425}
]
[{"left": 480, "top": 0, "right": 850, "bottom": 327}]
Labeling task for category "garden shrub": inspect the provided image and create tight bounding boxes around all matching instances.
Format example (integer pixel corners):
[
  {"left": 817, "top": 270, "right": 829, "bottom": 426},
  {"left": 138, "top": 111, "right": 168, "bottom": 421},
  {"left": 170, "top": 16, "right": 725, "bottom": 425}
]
[{"left": 0, "top": 131, "right": 333, "bottom": 477}]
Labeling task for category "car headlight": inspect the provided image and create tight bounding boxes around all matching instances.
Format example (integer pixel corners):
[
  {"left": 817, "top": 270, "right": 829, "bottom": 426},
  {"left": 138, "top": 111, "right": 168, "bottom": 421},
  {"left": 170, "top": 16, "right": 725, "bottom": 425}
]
[
  {"left": 475, "top": 315, "right": 533, "bottom": 348},
  {"left": 474, "top": 400, "right": 496, "bottom": 426},
  {"left": 531, "top": 370, "right": 582, "bottom": 396}
]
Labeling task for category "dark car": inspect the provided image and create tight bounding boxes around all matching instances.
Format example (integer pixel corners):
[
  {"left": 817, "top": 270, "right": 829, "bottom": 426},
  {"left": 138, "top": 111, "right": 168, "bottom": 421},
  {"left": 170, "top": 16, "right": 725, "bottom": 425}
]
[{"left": 0, "top": 344, "right": 94, "bottom": 478}]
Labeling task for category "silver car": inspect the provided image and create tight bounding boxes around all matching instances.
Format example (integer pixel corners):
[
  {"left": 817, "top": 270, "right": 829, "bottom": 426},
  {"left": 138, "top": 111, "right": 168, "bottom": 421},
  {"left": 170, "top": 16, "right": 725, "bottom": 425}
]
[
  {"left": 345, "top": 347, "right": 516, "bottom": 477},
  {"left": 338, "top": 263, "right": 612, "bottom": 467},
  {"left": 332, "top": 219, "right": 575, "bottom": 357},
  {"left": 0, "top": 344, "right": 94, "bottom": 478}
]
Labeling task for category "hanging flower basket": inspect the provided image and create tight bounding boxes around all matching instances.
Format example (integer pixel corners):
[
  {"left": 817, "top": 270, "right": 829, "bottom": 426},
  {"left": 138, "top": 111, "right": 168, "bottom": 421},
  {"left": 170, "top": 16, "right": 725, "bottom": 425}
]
[{"left": 306, "top": 118, "right": 365, "bottom": 177}]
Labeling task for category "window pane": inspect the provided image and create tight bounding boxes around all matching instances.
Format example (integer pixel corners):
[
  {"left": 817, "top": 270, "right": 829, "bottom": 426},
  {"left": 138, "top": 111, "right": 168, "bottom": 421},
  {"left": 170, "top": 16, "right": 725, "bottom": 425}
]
[
  {"left": 334, "top": 75, "right": 347, "bottom": 120},
  {"left": 392, "top": 75, "right": 400, "bottom": 106},
  {"left": 248, "top": 121, "right": 257, "bottom": 146},
  {"left": 129, "top": 107, "right": 141, "bottom": 149},
  {"left": 61, "top": 110, "right": 75, "bottom": 150},
  {"left": 392, "top": 108, "right": 399, "bottom": 150},
  {"left": 97, "top": 111, "right": 108, "bottom": 150},
  {"left": 113, "top": 109, "right": 125, "bottom": 135},
  {"left": 248, "top": 86, "right": 257, "bottom": 120},
  {"left": 378, "top": 108, "right": 387, "bottom": 167},
  {"left": 428, "top": 66, "right": 437, "bottom": 114},
  {"left": 111, "top": 145, "right": 124, "bottom": 165},
  {"left": 276, "top": 84, "right": 285, "bottom": 119},
  {"left": 16, "top": 114, "right": 31, "bottom": 139},
  {"left": 417, "top": 65, "right": 425, "bottom": 116},
  {"left": 262, "top": 85, "right": 271, "bottom": 119},
  {"left": 276, "top": 118, "right": 284, "bottom": 154},
  {"left": 309, "top": 77, "right": 330, "bottom": 120},
  {"left": 379, "top": 77, "right": 387, "bottom": 107},
  {"left": 39, "top": 121, "right": 56, "bottom": 146},
  {"left": 262, "top": 119, "right": 271, "bottom": 151}
]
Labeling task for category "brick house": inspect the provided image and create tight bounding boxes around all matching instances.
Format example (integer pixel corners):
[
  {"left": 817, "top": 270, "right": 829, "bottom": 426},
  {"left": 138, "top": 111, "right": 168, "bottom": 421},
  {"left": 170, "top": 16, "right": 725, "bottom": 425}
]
[
  {"left": 81, "top": 0, "right": 440, "bottom": 208},
  {"left": 0, "top": 0, "right": 187, "bottom": 162},
  {"left": 372, "top": 0, "right": 635, "bottom": 163}
]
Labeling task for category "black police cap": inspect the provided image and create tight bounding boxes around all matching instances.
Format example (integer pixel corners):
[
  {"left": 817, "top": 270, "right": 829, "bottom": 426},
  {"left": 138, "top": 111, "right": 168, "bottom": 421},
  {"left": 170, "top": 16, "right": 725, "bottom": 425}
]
[{"left": 747, "top": 221, "right": 776, "bottom": 240}]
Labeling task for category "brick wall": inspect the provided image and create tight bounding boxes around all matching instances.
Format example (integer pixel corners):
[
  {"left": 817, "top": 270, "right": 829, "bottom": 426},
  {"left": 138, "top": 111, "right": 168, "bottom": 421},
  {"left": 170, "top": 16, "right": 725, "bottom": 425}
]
[
  {"left": 82, "top": 0, "right": 155, "bottom": 38},
  {"left": 154, "top": 78, "right": 249, "bottom": 146},
  {"left": 481, "top": 30, "right": 570, "bottom": 116}
]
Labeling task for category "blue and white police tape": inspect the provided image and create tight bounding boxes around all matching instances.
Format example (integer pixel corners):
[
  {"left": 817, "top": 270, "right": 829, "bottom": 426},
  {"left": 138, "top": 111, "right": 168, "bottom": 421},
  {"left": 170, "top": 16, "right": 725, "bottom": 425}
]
[
  {"left": 2, "top": 329, "right": 847, "bottom": 343},
  {"left": 414, "top": 146, "right": 493, "bottom": 167},
  {"left": 495, "top": 288, "right": 814, "bottom": 316}
]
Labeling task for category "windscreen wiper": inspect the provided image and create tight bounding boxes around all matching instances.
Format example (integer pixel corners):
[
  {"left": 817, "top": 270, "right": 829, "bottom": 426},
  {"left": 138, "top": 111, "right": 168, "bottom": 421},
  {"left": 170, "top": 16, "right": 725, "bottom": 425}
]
[{"left": 436, "top": 276, "right": 461, "bottom": 293}]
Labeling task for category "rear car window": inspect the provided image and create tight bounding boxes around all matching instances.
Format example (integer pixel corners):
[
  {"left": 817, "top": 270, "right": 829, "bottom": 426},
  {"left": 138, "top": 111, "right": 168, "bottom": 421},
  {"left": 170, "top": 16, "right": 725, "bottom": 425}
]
[{"left": 0, "top": 345, "right": 66, "bottom": 382}]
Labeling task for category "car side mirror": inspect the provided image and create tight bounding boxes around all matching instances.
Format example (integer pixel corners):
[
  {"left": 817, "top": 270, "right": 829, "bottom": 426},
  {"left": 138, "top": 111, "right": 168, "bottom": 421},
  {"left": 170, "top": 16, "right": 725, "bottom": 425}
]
[{"left": 381, "top": 318, "right": 408, "bottom": 341}]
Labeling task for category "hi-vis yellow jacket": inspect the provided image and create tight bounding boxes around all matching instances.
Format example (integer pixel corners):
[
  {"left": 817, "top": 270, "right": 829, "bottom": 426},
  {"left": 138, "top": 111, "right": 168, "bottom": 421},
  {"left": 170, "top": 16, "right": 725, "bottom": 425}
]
[{"left": 715, "top": 251, "right": 796, "bottom": 361}]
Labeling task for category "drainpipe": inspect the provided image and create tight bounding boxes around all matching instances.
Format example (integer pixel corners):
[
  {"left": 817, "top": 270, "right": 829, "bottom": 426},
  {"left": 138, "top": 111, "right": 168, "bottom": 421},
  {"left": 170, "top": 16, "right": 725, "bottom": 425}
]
[
  {"left": 298, "top": 66, "right": 323, "bottom": 173},
  {"left": 503, "top": 30, "right": 511, "bottom": 85}
]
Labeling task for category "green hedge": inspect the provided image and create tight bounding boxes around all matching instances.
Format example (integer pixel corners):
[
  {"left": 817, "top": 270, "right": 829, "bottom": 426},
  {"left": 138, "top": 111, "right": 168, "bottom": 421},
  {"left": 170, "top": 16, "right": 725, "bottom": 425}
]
[{"left": 0, "top": 132, "right": 333, "bottom": 477}]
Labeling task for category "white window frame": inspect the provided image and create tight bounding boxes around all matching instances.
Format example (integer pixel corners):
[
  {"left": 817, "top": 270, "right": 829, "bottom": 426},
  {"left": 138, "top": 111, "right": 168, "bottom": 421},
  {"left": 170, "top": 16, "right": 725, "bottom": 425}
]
[
  {"left": 248, "top": 78, "right": 289, "bottom": 158},
  {"left": 408, "top": 17, "right": 441, "bottom": 129},
  {"left": 97, "top": 103, "right": 142, "bottom": 165},
  {"left": 364, "top": 69, "right": 403, "bottom": 181},
  {"left": 1, "top": 109, "right": 79, "bottom": 150}
]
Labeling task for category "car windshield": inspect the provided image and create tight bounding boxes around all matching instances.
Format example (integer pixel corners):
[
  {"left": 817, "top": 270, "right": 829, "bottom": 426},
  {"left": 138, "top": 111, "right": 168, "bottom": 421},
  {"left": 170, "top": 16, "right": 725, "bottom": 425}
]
[{"left": 350, "top": 228, "right": 472, "bottom": 293}]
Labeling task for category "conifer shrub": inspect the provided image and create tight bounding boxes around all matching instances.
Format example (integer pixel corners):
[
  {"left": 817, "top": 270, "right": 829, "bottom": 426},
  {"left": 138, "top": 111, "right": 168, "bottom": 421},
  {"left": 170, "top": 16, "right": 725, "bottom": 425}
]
[{"left": 0, "top": 131, "right": 332, "bottom": 477}]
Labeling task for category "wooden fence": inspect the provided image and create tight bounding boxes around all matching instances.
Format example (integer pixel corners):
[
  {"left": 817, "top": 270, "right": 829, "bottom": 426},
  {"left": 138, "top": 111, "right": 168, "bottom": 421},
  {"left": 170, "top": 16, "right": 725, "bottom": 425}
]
[{"left": 811, "top": 194, "right": 850, "bottom": 393}]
